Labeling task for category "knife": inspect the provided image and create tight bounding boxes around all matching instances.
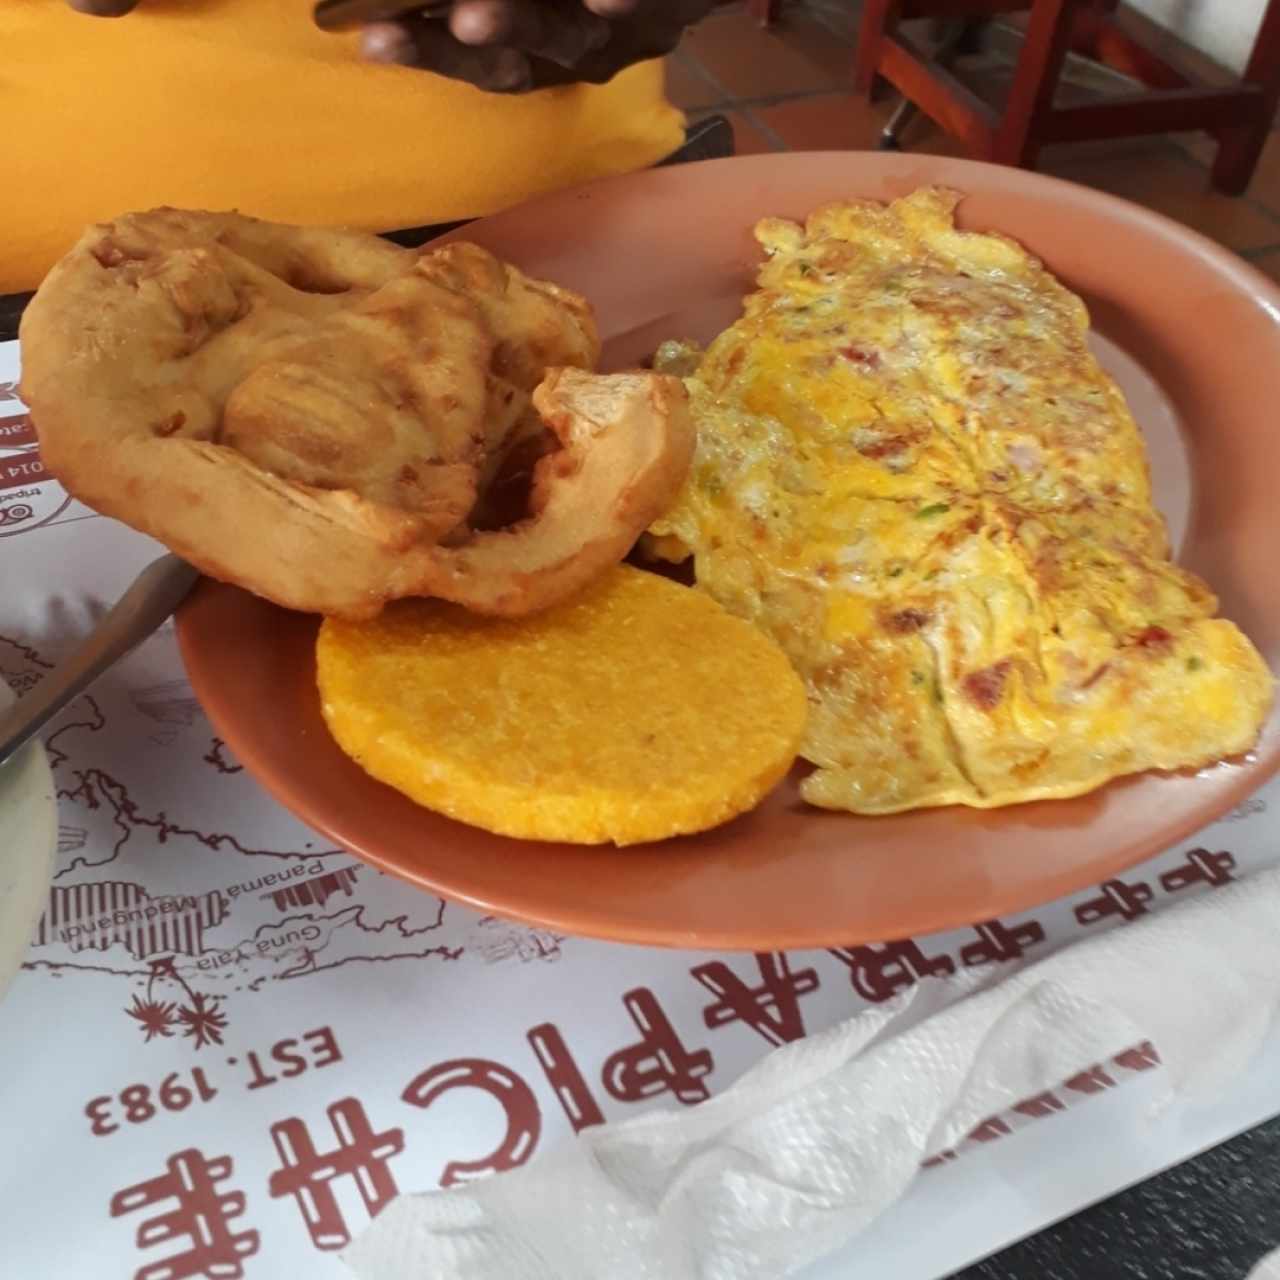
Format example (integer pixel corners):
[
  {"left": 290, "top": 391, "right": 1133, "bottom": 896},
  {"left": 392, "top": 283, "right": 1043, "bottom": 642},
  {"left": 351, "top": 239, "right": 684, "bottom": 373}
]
[{"left": 0, "top": 555, "right": 200, "bottom": 770}]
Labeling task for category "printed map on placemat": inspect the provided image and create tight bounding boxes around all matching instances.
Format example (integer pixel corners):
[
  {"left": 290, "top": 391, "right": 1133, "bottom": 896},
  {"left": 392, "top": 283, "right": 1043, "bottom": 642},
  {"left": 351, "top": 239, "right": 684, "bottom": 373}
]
[{"left": 4, "top": 336, "right": 1280, "bottom": 1280}]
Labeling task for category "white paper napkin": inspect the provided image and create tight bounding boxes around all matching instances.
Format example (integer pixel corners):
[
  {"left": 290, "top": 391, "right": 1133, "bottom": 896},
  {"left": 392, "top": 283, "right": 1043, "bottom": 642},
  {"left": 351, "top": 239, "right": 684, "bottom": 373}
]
[
  {"left": 343, "top": 865, "right": 1280, "bottom": 1280},
  {"left": 1252, "top": 1248, "right": 1280, "bottom": 1280}
]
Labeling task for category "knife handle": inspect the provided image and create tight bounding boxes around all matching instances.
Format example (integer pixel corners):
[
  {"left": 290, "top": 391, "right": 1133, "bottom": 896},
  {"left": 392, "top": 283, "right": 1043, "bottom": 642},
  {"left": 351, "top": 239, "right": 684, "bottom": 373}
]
[{"left": 0, "top": 555, "right": 200, "bottom": 769}]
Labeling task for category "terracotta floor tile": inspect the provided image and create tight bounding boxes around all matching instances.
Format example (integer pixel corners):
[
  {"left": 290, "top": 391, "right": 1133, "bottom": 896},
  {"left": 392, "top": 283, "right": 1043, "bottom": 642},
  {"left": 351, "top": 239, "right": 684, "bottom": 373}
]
[
  {"left": 1173, "top": 131, "right": 1219, "bottom": 168},
  {"left": 1041, "top": 141, "right": 1280, "bottom": 252},
  {"left": 1040, "top": 137, "right": 1181, "bottom": 187},
  {"left": 754, "top": 92, "right": 885, "bottom": 151},
  {"left": 685, "top": 106, "right": 780, "bottom": 156},
  {"left": 682, "top": 8, "right": 855, "bottom": 101},
  {"left": 895, "top": 119, "right": 974, "bottom": 159},
  {"left": 1246, "top": 248, "right": 1279, "bottom": 282},
  {"left": 1041, "top": 134, "right": 1199, "bottom": 166},
  {"left": 1222, "top": 132, "right": 1280, "bottom": 212},
  {"left": 800, "top": 0, "right": 860, "bottom": 41},
  {"left": 756, "top": 90, "right": 973, "bottom": 155},
  {"left": 1173, "top": 128, "right": 1280, "bottom": 205},
  {"left": 665, "top": 52, "right": 727, "bottom": 111},
  {"left": 727, "top": 110, "right": 783, "bottom": 155}
]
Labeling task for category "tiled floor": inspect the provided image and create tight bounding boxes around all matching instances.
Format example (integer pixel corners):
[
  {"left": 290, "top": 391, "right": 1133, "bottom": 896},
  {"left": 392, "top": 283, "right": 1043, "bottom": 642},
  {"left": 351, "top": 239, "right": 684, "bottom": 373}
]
[{"left": 667, "top": 3, "right": 1280, "bottom": 278}]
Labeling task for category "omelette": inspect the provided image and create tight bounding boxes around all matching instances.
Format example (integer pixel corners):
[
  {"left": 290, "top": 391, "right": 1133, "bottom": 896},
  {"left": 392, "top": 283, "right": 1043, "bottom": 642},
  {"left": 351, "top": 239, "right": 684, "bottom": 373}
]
[{"left": 650, "top": 187, "right": 1273, "bottom": 815}]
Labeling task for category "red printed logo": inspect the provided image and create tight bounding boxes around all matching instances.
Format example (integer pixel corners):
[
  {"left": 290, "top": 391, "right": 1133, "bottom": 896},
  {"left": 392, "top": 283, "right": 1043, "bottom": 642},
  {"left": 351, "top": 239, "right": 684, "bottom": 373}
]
[
  {"left": 828, "top": 940, "right": 956, "bottom": 1002},
  {"left": 0, "top": 444, "right": 71, "bottom": 535},
  {"left": 528, "top": 1024, "right": 605, "bottom": 1134},
  {"left": 0, "top": 413, "right": 35, "bottom": 447},
  {"left": 602, "top": 988, "right": 714, "bottom": 1105},
  {"left": 269, "top": 1098, "right": 404, "bottom": 1250},
  {"left": 112, "top": 1149, "right": 259, "bottom": 1280},
  {"left": 959, "top": 919, "right": 1046, "bottom": 967},
  {"left": 1161, "top": 848, "right": 1235, "bottom": 892},
  {"left": 403, "top": 1059, "right": 542, "bottom": 1184},
  {"left": 1074, "top": 877, "right": 1154, "bottom": 926},
  {"left": 0, "top": 450, "right": 49, "bottom": 490},
  {"left": 693, "top": 952, "right": 819, "bottom": 1046}
]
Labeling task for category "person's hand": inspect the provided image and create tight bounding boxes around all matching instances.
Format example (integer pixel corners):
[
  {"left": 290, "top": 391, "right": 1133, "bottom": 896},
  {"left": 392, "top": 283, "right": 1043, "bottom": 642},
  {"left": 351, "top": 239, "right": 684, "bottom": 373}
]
[
  {"left": 361, "top": 0, "right": 714, "bottom": 94},
  {"left": 65, "top": 0, "right": 142, "bottom": 13},
  {"left": 65, "top": 0, "right": 713, "bottom": 93}
]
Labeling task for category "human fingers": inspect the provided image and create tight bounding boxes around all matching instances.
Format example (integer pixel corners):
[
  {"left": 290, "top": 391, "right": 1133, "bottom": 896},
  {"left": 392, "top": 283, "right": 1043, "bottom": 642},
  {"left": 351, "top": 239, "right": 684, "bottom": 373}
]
[
  {"left": 448, "top": 0, "right": 608, "bottom": 69},
  {"left": 66, "top": 0, "right": 144, "bottom": 15},
  {"left": 361, "top": 15, "right": 534, "bottom": 91}
]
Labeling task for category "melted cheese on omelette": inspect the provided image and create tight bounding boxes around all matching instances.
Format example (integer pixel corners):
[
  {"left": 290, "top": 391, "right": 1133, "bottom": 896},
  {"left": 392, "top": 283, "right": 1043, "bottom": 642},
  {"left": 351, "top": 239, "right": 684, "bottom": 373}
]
[{"left": 650, "top": 187, "right": 1273, "bottom": 814}]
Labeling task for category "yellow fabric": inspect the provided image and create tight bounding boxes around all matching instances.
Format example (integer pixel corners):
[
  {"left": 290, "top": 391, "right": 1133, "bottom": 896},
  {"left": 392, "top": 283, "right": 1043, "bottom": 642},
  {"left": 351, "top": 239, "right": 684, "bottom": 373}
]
[{"left": 1, "top": 0, "right": 685, "bottom": 292}]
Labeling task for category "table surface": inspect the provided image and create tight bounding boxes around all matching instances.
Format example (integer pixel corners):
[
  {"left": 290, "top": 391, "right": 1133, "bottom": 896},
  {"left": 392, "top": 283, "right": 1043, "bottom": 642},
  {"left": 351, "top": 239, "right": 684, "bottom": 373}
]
[{"left": 963, "top": 1114, "right": 1280, "bottom": 1279}]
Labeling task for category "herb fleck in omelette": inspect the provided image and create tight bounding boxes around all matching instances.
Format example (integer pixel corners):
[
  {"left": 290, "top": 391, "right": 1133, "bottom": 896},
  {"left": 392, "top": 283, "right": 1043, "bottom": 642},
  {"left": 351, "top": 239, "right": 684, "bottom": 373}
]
[{"left": 651, "top": 187, "right": 1273, "bottom": 815}]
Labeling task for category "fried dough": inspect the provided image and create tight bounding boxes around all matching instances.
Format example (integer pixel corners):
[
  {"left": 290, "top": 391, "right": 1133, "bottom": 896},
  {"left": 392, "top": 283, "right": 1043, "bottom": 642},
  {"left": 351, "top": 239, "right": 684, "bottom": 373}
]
[{"left": 20, "top": 209, "right": 692, "bottom": 618}]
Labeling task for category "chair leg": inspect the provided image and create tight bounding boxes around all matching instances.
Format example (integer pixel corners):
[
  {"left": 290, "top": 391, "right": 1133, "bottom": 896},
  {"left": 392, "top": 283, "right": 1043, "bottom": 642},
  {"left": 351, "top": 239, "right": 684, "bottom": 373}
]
[
  {"left": 877, "top": 21, "right": 987, "bottom": 152},
  {"left": 991, "top": 0, "right": 1077, "bottom": 168},
  {"left": 877, "top": 97, "right": 918, "bottom": 151},
  {"left": 1213, "top": 124, "right": 1269, "bottom": 196},
  {"left": 1212, "top": 0, "right": 1280, "bottom": 194},
  {"left": 854, "top": 0, "right": 899, "bottom": 100}
]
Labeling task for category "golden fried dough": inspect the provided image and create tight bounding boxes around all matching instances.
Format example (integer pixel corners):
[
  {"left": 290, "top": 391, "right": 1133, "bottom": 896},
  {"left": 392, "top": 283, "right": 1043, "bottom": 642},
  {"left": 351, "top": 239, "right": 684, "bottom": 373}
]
[
  {"left": 317, "top": 566, "right": 808, "bottom": 845},
  {"left": 417, "top": 368, "right": 695, "bottom": 615},
  {"left": 20, "top": 210, "right": 691, "bottom": 618}
]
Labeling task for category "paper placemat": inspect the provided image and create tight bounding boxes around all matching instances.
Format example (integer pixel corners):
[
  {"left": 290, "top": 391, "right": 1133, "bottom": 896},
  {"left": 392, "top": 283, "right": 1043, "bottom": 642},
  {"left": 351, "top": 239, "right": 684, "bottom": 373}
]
[{"left": 3, "top": 337, "right": 1277, "bottom": 1280}]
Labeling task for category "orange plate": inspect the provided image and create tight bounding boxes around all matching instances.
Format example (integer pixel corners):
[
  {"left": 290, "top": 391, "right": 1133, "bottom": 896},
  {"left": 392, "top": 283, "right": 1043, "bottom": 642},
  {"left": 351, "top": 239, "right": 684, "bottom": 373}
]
[{"left": 176, "top": 152, "right": 1280, "bottom": 950}]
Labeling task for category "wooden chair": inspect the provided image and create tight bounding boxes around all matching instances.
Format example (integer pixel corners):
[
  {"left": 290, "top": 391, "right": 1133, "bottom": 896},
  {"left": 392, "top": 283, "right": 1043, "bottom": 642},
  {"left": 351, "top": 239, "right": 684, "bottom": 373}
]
[{"left": 854, "top": 0, "right": 1280, "bottom": 194}]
